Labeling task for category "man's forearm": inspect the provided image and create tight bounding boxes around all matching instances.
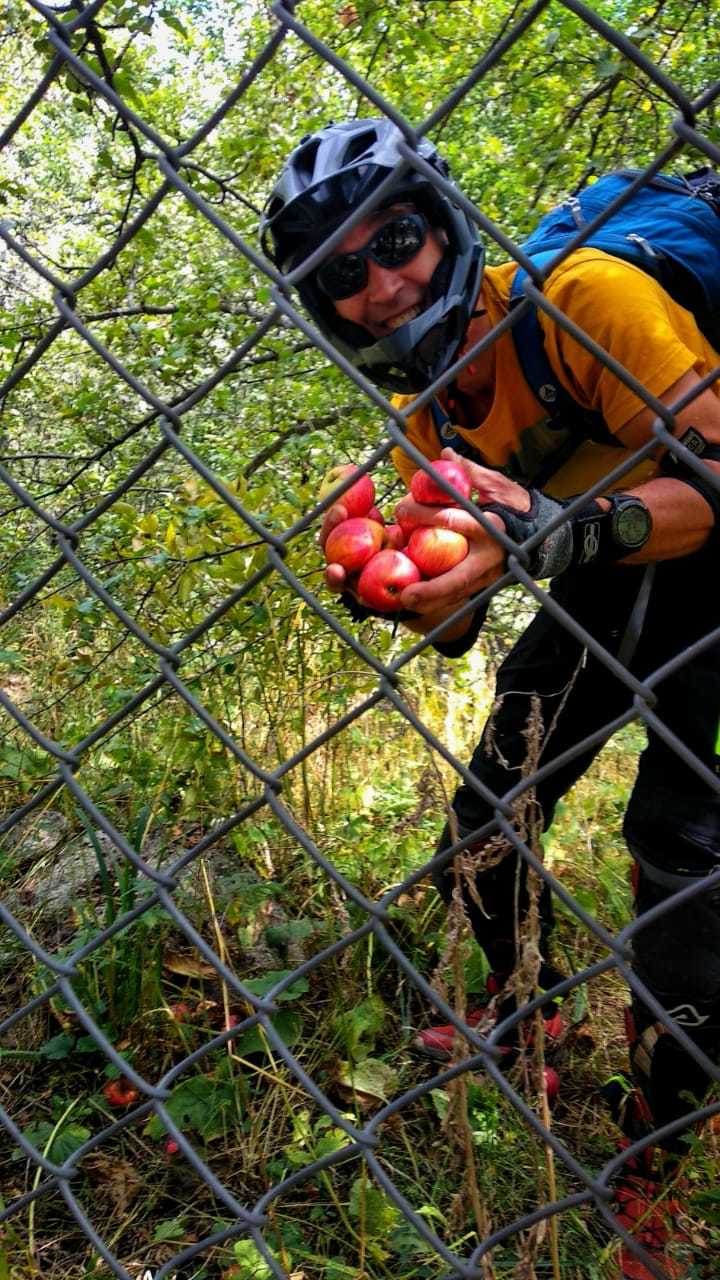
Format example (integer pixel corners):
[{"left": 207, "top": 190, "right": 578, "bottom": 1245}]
[{"left": 618, "top": 470, "right": 720, "bottom": 563}]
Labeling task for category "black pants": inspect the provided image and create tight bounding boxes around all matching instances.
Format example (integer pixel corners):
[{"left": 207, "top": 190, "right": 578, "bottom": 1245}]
[{"left": 433, "top": 548, "right": 720, "bottom": 1145}]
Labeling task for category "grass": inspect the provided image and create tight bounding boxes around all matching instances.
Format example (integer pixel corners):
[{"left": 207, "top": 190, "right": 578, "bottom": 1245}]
[{"left": 1, "top": 643, "right": 718, "bottom": 1279}]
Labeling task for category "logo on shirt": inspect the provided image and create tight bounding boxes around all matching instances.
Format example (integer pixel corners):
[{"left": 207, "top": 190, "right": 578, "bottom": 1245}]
[{"left": 538, "top": 383, "right": 558, "bottom": 404}]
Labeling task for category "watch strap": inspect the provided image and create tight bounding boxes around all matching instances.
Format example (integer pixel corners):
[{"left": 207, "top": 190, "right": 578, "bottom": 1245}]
[{"left": 567, "top": 494, "right": 652, "bottom": 567}]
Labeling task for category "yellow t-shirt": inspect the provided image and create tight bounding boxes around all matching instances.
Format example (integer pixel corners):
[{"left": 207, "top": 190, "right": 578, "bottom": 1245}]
[{"left": 391, "top": 249, "right": 720, "bottom": 499}]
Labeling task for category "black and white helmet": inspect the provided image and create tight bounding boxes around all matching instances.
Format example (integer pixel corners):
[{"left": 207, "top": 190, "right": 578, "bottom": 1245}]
[{"left": 260, "top": 119, "right": 484, "bottom": 392}]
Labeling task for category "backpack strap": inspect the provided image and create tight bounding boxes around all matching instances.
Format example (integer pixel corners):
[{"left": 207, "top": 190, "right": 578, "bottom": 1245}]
[
  {"left": 509, "top": 251, "right": 607, "bottom": 435},
  {"left": 428, "top": 396, "right": 484, "bottom": 462},
  {"left": 507, "top": 252, "right": 602, "bottom": 432}
]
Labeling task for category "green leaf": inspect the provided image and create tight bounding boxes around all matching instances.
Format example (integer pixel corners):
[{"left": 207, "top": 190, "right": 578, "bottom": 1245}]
[
  {"left": 160, "top": 10, "right": 189, "bottom": 38},
  {"left": 0, "top": 650, "right": 22, "bottom": 669},
  {"left": 231, "top": 1240, "right": 273, "bottom": 1279},
  {"left": 315, "top": 1126, "right": 349, "bottom": 1159},
  {"left": 14, "top": 1120, "right": 91, "bottom": 1163},
  {"left": 76, "top": 1036, "right": 101, "bottom": 1054},
  {"left": 152, "top": 1218, "right": 187, "bottom": 1243},
  {"left": 39, "top": 1033, "right": 76, "bottom": 1060},
  {"left": 231, "top": 1011, "right": 302, "bottom": 1058},
  {"left": 264, "top": 918, "right": 316, "bottom": 950},
  {"left": 348, "top": 1176, "right": 400, "bottom": 1235},
  {"left": 333, "top": 995, "right": 386, "bottom": 1059},
  {"left": 144, "top": 1075, "right": 237, "bottom": 1141},
  {"left": 242, "top": 970, "right": 309, "bottom": 1002},
  {"left": 430, "top": 1088, "right": 449, "bottom": 1122},
  {"left": 337, "top": 1057, "right": 397, "bottom": 1103}
]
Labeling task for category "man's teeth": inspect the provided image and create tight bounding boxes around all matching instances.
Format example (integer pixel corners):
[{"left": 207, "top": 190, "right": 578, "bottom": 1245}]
[{"left": 386, "top": 305, "right": 421, "bottom": 331}]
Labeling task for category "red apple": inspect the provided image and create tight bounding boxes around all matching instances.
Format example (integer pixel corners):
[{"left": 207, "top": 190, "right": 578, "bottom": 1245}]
[
  {"left": 319, "top": 463, "right": 375, "bottom": 517},
  {"left": 407, "top": 527, "right": 469, "bottom": 578},
  {"left": 367, "top": 505, "right": 385, "bottom": 526},
  {"left": 357, "top": 549, "right": 421, "bottom": 611},
  {"left": 383, "top": 523, "right": 406, "bottom": 550},
  {"left": 410, "top": 459, "right": 472, "bottom": 506},
  {"left": 102, "top": 1077, "right": 140, "bottom": 1108},
  {"left": 544, "top": 1067, "right": 560, "bottom": 1105},
  {"left": 169, "top": 1001, "right": 194, "bottom": 1021},
  {"left": 324, "top": 517, "right": 384, "bottom": 573}
]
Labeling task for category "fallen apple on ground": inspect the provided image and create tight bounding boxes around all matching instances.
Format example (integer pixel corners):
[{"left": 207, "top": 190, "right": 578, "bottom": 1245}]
[
  {"left": 544, "top": 1067, "right": 560, "bottom": 1105},
  {"left": 168, "top": 1001, "right": 194, "bottom": 1021},
  {"left": 319, "top": 463, "right": 375, "bottom": 518},
  {"left": 357, "top": 549, "right": 421, "bottom": 611},
  {"left": 102, "top": 1078, "right": 140, "bottom": 1108},
  {"left": 407, "top": 527, "right": 469, "bottom": 577},
  {"left": 410, "top": 459, "right": 472, "bottom": 507},
  {"left": 324, "top": 516, "right": 384, "bottom": 573}
]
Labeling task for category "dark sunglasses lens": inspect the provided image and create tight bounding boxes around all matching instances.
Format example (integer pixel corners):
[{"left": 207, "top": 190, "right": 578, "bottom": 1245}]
[
  {"left": 317, "top": 255, "right": 366, "bottom": 300},
  {"left": 316, "top": 214, "right": 427, "bottom": 300},
  {"left": 373, "top": 215, "right": 425, "bottom": 266}
]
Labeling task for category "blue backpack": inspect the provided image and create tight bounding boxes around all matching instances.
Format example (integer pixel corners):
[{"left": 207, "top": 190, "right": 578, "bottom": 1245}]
[{"left": 508, "top": 167, "right": 720, "bottom": 428}]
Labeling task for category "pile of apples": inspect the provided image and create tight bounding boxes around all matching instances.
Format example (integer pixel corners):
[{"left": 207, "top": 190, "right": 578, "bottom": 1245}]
[{"left": 320, "top": 460, "right": 472, "bottom": 612}]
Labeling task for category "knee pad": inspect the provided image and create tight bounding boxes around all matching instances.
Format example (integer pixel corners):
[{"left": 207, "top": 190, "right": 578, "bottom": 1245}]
[
  {"left": 625, "top": 848, "right": 720, "bottom": 1145},
  {"left": 630, "top": 850, "right": 720, "bottom": 1028}
]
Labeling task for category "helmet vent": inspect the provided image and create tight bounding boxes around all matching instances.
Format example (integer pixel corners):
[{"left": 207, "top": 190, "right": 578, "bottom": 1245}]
[
  {"left": 343, "top": 129, "right": 377, "bottom": 165},
  {"left": 297, "top": 139, "right": 320, "bottom": 180}
]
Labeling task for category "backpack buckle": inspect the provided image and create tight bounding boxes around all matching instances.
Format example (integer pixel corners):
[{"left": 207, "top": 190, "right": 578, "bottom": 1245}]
[{"left": 625, "top": 232, "right": 662, "bottom": 259}]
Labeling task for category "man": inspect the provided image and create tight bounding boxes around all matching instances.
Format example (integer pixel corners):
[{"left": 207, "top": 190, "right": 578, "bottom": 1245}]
[{"left": 261, "top": 118, "right": 720, "bottom": 1278}]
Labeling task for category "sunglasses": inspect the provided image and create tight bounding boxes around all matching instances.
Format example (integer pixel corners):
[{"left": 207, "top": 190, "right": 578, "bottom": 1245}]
[{"left": 315, "top": 211, "right": 429, "bottom": 301}]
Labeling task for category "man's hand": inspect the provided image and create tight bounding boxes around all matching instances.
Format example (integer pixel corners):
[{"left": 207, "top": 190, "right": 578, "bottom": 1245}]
[
  {"left": 394, "top": 448, "right": 530, "bottom": 615},
  {"left": 320, "top": 448, "right": 535, "bottom": 629}
]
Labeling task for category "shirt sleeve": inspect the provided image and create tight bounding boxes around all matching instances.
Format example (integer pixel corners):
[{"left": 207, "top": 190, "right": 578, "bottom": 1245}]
[{"left": 541, "top": 252, "right": 701, "bottom": 432}]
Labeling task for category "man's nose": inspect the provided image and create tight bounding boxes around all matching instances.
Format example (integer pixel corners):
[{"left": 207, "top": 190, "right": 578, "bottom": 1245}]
[{"left": 365, "top": 259, "right": 403, "bottom": 303}]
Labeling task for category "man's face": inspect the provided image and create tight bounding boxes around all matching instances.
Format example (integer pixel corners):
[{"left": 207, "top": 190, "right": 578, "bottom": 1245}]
[{"left": 326, "top": 205, "right": 446, "bottom": 340}]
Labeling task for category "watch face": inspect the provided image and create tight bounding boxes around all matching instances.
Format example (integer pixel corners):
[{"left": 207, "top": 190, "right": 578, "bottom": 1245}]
[{"left": 613, "top": 502, "right": 651, "bottom": 549}]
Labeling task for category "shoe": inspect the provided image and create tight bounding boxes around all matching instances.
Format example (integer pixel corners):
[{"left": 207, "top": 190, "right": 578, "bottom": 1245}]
[
  {"left": 414, "top": 970, "right": 565, "bottom": 1062},
  {"left": 614, "top": 1161, "right": 691, "bottom": 1279}
]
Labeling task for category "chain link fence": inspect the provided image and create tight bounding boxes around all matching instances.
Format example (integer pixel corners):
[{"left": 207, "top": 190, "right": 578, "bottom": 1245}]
[{"left": 1, "top": 1, "right": 719, "bottom": 1277}]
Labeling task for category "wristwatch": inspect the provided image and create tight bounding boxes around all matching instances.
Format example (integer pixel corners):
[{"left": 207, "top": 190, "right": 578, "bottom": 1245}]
[
  {"left": 609, "top": 494, "right": 653, "bottom": 554},
  {"left": 567, "top": 493, "right": 653, "bottom": 568}
]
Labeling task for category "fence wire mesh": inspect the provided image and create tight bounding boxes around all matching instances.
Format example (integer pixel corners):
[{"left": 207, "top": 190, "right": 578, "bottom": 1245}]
[{"left": 1, "top": 1, "right": 720, "bottom": 1278}]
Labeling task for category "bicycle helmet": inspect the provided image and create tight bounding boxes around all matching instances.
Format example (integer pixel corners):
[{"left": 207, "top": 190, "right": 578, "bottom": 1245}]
[{"left": 260, "top": 119, "right": 484, "bottom": 392}]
